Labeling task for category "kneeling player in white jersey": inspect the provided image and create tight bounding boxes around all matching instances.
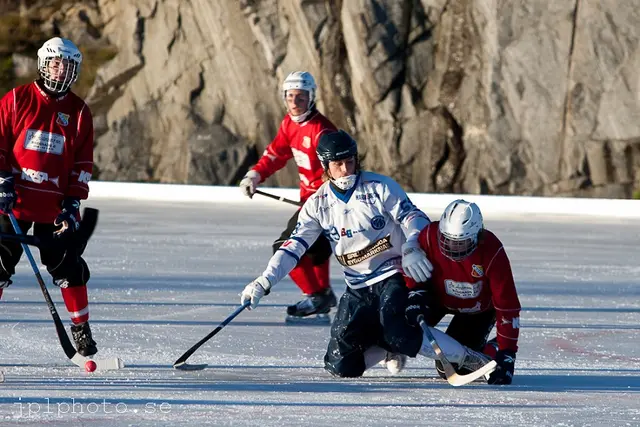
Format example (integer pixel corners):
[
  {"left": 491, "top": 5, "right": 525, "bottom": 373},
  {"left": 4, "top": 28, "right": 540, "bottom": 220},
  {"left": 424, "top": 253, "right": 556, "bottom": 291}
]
[{"left": 240, "top": 130, "right": 493, "bottom": 378}]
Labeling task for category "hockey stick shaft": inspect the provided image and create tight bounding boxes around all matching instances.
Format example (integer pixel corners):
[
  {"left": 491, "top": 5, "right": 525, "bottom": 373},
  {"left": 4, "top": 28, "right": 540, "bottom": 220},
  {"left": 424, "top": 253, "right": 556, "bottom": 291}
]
[
  {"left": 255, "top": 189, "right": 302, "bottom": 207},
  {"left": 8, "top": 212, "right": 78, "bottom": 360},
  {"left": 173, "top": 301, "right": 250, "bottom": 367}
]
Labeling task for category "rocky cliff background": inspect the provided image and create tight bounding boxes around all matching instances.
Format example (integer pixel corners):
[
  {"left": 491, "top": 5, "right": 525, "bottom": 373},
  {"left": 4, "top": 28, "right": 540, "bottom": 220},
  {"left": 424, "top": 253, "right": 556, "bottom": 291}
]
[{"left": 2, "top": 0, "right": 639, "bottom": 198}]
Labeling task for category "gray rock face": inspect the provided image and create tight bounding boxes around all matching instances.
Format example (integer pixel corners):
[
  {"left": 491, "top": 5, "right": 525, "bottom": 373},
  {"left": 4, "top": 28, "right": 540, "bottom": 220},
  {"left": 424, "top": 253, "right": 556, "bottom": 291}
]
[{"left": 85, "top": 0, "right": 640, "bottom": 197}]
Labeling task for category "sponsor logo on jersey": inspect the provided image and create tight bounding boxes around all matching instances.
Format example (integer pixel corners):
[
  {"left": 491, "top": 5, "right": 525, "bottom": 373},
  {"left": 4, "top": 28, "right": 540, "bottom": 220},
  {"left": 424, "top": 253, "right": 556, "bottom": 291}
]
[
  {"left": 356, "top": 192, "right": 379, "bottom": 204},
  {"left": 21, "top": 168, "right": 59, "bottom": 187},
  {"left": 24, "top": 130, "right": 65, "bottom": 155},
  {"left": 302, "top": 136, "right": 311, "bottom": 148},
  {"left": 370, "top": 215, "right": 385, "bottom": 230},
  {"left": 56, "top": 112, "right": 70, "bottom": 126},
  {"left": 444, "top": 279, "right": 483, "bottom": 299},
  {"left": 471, "top": 264, "right": 484, "bottom": 277},
  {"left": 291, "top": 147, "right": 312, "bottom": 170},
  {"left": 336, "top": 235, "right": 392, "bottom": 267},
  {"left": 78, "top": 170, "right": 92, "bottom": 184},
  {"left": 340, "top": 228, "right": 353, "bottom": 238},
  {"left": 501, "top": 316, "right": 520, "bottom": 329},
  {"left": 457, "top": 301, "right": 482, "bottom": 313}
]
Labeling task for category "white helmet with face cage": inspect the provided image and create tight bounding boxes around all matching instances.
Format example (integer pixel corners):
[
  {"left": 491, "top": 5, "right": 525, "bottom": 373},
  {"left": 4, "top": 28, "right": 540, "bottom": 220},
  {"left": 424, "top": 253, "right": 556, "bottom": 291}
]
[
  {"left": 37, "top": 37, "right": 83, "bottom": 94},
  {"left": 438, "top": 199, "right": 484, "bottom": 260},
  {"left": 282, "top": 71, "right": 316, "bottom": 122}
]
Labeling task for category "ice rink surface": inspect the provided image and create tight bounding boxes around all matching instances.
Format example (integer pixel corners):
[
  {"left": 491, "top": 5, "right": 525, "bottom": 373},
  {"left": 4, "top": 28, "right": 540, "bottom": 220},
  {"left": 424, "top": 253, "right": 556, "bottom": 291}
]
[{"left": 0, "top": 198, "right": 639, "bottom": 426}]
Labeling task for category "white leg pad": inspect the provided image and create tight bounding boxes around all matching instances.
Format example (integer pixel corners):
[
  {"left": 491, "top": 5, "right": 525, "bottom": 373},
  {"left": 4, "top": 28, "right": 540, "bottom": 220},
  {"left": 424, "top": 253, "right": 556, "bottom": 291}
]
[
  {"left": 418, "top": 326, "right": 466, "bottom": 364},
  {"left": 364, "top": 345, "right": 387, "bottom": 370}
]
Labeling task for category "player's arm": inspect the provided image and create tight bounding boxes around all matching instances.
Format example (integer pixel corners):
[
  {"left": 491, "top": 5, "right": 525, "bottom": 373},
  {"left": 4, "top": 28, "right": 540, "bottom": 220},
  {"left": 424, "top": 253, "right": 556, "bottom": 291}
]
[
  {"left": 486, "top": 244, "right": 521, "bottom": 385},
  {"left": 240, "top": 199, "right": 323, "bottom": 308},
  {"left": 0, "top": 90, "right": 14, "bottom": 171},
  {"left": 53, "top": 103, "right": 94, "bottom": 236},
  {"left": 382, "top": 179, "right": 432, "bottom": 282},
  {"left": 251, "top": 124, "right": 293, "bottom": 181},
  {"left": 382, "top": 178, "right": 430, "bottom": 242},
  {"left": 0, "top": 90, "right": 16, "bottom": 213},
  {"left": 487, "top": 246, "right": 521, "bottom": 352},
  {"left": 66, "top": 103, "right": 94, "bottom": 201}
]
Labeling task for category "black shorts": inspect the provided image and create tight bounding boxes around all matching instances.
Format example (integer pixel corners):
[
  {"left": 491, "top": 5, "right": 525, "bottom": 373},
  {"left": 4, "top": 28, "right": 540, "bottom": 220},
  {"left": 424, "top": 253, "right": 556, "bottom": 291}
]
[
  {"left": 323, "top": 273, "right": 423, "bottom": 377},
  {"left": 0, "top": 215, "right": 90, "bottom": 287},
  {"left": 272, "top": 210, "right": 332, "bottom": 265}
]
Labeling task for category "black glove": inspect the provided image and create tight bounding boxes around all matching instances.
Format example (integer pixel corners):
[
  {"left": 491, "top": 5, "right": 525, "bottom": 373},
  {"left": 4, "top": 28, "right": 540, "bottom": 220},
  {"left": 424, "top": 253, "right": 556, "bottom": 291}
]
[
  {"left": 0, "top": 170, "right": 16, "bottom": 213},
  {"left": 405, "top": 288, "right": 431, "bottom": 327},
  {"left": 487, "top": 350, "right": 516, "bottom": 385},
  {"left": 53, "top": 198, "right": 81, "bottom": 240}
]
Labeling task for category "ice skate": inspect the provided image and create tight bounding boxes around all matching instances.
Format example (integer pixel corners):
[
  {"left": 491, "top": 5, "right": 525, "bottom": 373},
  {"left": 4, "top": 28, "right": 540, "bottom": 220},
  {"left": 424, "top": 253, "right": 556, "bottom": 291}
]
[
  {"left": 379, "top": 352, "right": 407, "bottom": 375},
  {"left": 70, "top": 322, "right": 98, "bottom": 357},
  {"left": 285, "top": 288, "right": 337, "bottom": 325}
]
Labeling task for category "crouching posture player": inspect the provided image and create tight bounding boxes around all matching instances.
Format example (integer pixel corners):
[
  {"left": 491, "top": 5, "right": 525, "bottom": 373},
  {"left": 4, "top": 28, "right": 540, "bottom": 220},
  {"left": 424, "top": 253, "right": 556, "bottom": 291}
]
[
  {"left": 240, "top": 130, "right": 495, "bottom": 378},
  {"left": 0, "top": 37, "right": 97, "bottom": 356},
  {"left": 404, "top": 199, "right": 521, "bottom": 384}
]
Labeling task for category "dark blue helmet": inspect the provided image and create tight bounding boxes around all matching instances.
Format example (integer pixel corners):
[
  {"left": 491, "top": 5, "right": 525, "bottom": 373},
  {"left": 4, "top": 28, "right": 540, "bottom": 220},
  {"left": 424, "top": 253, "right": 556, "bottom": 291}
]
[{"left": 316, "top": 130, "right": 358, "bottom": 170}]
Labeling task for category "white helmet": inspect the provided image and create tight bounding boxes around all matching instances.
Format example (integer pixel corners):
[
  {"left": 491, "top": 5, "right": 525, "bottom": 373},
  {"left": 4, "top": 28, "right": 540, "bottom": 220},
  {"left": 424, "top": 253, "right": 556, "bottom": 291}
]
[
  {"left": 37, "top": 37, "right": 83, "bottom": 94},
  {"left": 282, "top": 71, "right": 316, "bottom": 123},
  {"left": 438, "top": 199, "right": 484, "bottom": 261}
]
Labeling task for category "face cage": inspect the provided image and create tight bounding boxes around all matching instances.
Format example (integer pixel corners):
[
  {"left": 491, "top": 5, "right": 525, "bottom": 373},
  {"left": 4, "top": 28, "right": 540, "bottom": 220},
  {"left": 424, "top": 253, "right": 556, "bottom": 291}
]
[
  {"left": 38, "top": 57, "right": 79, "bottom": 94},
  {"left": 437, "top": 230, "right": 478, "bottom": 261}
]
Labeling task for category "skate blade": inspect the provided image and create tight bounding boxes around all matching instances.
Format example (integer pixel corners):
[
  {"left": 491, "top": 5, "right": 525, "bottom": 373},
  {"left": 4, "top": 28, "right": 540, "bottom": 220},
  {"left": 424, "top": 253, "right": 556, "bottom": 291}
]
[{"left": 285, "top": 313, "right": 331, "bottom": 325}]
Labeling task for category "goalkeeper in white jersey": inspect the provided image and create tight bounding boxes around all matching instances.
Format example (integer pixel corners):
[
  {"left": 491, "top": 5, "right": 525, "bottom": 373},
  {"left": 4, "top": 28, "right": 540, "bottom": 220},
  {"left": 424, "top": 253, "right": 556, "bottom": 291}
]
[{"left": 240, "top": 130, "right": 436, "bottom": 377}]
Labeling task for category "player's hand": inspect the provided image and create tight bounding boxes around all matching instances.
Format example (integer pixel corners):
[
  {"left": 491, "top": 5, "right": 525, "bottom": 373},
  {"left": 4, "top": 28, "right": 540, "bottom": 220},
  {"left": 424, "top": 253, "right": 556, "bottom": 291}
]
[
  {"left": 405, "top": 289, "right": 430, "bottom": 326},
  {"left": 240, "top": 276, "right": 271, "bottom": 309},
  {"left": 239, "top": 170, "right": 261, "bottom": 198},
  {"left": 401, "top": 240, "right": 433, "bottom": 282},
  {"left": 487, "top": 350, "right": 516, "bottom": 385},
  {"left": 0, "top": 171, "right": 16, "bottom": 213},
  {"left": 53, "top": 198, "right": 80, "bottom": 240}
]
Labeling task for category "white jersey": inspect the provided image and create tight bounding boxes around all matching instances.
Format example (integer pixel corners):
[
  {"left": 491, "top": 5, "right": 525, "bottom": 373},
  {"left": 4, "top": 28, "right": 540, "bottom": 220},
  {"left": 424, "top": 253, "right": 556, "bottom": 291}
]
[{"left": 261, "top": 171, "right": 430, "bottom": 289}]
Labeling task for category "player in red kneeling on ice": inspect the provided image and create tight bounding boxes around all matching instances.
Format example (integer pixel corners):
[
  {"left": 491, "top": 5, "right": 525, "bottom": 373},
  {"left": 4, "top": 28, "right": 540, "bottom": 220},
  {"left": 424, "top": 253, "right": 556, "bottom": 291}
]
[
  {"left": 403, "top": 199, "right": 521, "bottom": 384},
  {"left": 0, "top": 37, "right": 97, "bottom": 357},
  {"left": 239, "top": 71, "right": 338, "bottom": 320}
]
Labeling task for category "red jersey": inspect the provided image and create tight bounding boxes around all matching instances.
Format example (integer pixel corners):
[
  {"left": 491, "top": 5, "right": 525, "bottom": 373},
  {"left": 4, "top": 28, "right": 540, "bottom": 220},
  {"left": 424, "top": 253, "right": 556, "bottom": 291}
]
[
  {"left": 0, "top": 82, "right": 93, "bottom": 223},
  {"left": 252, "top": 110, "right": 336, "bottom": 203},
  {"left": 408, "top": 222, "right": 521, "bottom": 352}
]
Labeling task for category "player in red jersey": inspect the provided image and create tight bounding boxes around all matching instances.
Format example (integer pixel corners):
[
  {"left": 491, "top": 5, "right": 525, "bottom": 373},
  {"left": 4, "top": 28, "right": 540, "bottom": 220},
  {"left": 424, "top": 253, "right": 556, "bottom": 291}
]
[
  {"left": 403, "top": 199, "right": 521, "bottom": 384},
  {"left": 0, "top": 37, "right": 97, "bottom": 356},
  {"left": 239, "top": 71, "right": 338, "bottom": 320}
]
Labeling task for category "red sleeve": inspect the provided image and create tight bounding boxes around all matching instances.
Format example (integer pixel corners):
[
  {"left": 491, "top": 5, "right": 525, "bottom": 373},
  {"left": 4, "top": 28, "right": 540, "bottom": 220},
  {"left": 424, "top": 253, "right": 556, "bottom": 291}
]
[
  {"left": 0, "top": 90, "right": 14, "bottom": 171},
  {"left": 251, "top": 118, "right": 293, "bottom": 181},
  {"left": 66, "top": 103, "right": 93, "bottom": 200},
  {"left": 486, "top": 245, "right": 521, "bottom": 352}
]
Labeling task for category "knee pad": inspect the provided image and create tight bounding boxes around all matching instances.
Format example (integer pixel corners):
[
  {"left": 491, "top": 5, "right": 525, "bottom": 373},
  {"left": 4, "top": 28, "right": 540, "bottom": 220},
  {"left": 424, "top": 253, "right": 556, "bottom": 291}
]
[
  {"left": 52, "top": 257, "right": 90, "bottom": 288},
  {"left": 323, "top": 352, "right": 366, "bottom": 378}
]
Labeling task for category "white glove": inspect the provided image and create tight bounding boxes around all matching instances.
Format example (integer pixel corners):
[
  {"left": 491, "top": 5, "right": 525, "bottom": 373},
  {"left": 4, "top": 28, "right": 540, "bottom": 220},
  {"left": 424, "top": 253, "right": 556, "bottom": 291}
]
[
  {"left": 402, "top": 240, "right": 433, "bottom": 282},
  {"left": 240, "top": 276, "right": 271, "bottom": 309},
  {"left": 239, "top": 170, "right": 261, "bottom": 198}
]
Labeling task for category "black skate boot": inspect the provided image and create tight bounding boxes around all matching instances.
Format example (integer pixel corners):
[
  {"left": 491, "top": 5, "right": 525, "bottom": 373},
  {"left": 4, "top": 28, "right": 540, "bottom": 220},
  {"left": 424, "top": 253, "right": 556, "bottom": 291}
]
[
  {"left": 71, "top": 322, "right": 98, "bottom": 357},
  {"left": 285, "top": 288, "right": 337, "bottom": 324}
]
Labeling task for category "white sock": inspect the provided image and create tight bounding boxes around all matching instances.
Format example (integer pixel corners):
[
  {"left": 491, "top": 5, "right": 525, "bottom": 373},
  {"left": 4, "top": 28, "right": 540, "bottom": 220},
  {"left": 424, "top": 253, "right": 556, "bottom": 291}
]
[
  {"left": 418, "top": 326, "right": 467, "bottom": 364},
  {"left": 363, "top": 346, "right": 387, "bottom": 370}
]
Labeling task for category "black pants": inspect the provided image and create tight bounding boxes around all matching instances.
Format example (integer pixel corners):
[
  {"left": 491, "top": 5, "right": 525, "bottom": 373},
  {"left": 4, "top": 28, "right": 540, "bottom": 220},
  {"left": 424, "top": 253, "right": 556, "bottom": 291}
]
[
  {"left": 0, "top": 215, "right": 90, "bottom": 287},
  {"left": 423, "top": 305, "right": 496, "bottom": 352},
  {"left": 272, "top": 210, "right": 332, "bottom": 265},
  {"left": 324, "top": 273, "right": 423, "bottom": 377}
]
